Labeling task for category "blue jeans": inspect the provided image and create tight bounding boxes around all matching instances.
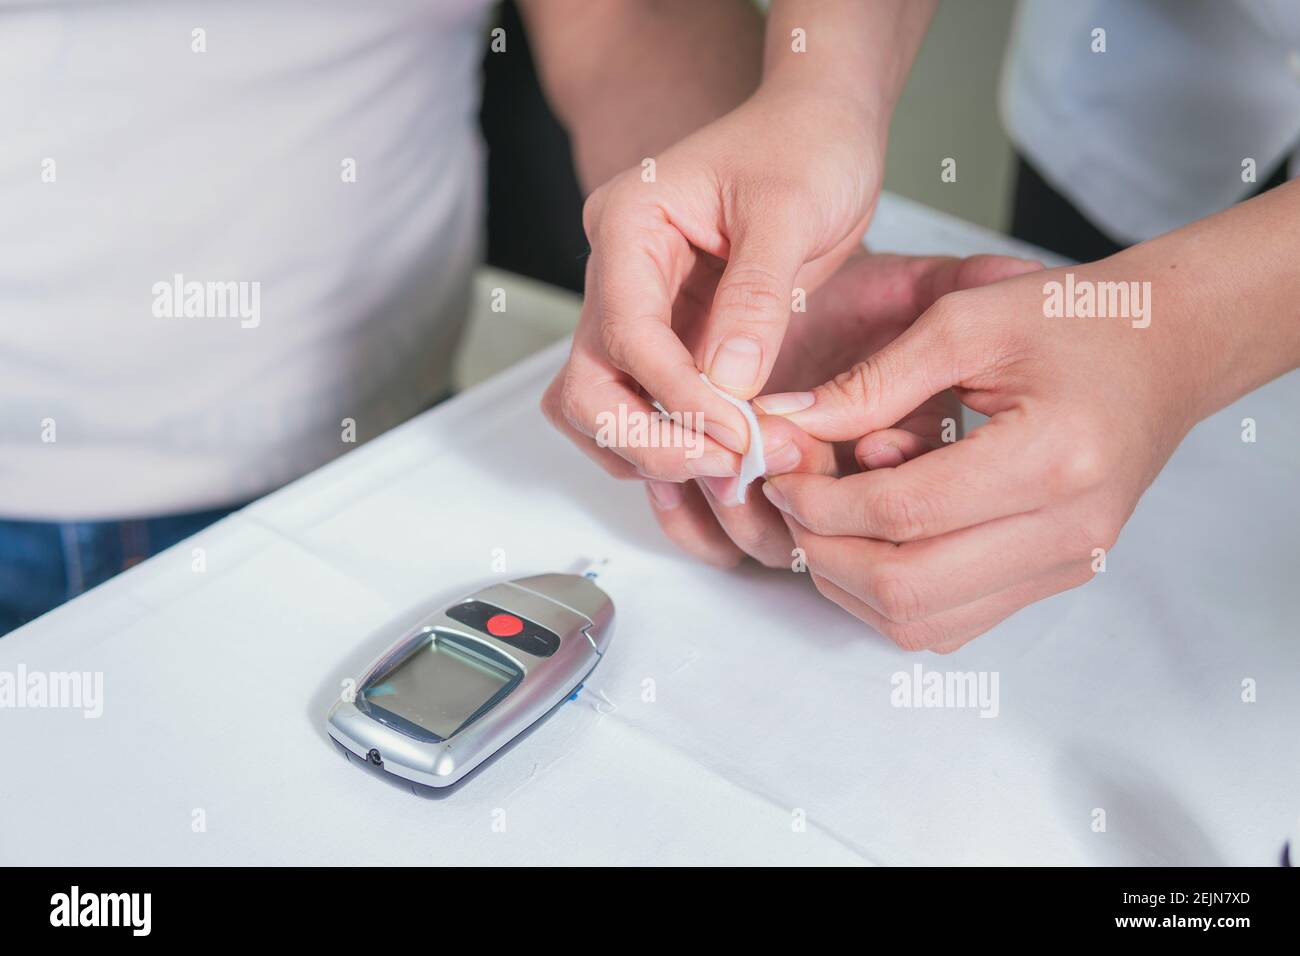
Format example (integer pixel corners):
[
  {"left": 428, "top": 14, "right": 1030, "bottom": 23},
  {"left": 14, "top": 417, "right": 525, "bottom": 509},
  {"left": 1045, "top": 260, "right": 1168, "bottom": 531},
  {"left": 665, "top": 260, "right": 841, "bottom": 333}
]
[{"left": 0, "top": 504, "right": 241, "bottom": 637}]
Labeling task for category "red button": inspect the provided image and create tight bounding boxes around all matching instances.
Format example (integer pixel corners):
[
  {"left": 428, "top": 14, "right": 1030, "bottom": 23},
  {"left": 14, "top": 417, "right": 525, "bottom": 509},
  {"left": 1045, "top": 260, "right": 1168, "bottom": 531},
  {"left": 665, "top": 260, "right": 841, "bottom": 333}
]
[{"left": 486, "top": 613, "right": 524, "bottom": 638}]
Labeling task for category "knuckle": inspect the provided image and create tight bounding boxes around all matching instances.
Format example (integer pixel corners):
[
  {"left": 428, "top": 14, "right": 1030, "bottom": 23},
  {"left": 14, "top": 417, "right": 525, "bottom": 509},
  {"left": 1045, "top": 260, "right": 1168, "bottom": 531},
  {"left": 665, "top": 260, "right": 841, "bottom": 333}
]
[
  {"left": 927, "top": 620, "right": 994, "bottom": 654},
  {"left": 581, "top": 192, "right": 603, "bottom": 240},
  {"left": 786, "top": 491, "right": 828, "bottom": 535},
  {"left": 599, "top": 320, "right": 636, "bottom": 372},
  {"left": 747, "top": 526, "right": 795, "bottom": 568},
  {"left": 867, "top": 482, "right": 930, "bottom": 541},
  {"left": 627, "top": 440, "right": 689, "bottom": 481},
  {"left": 925, "top": 290, "right": 973, "bottom": 337},
  {"left": 557, "top": 375, "right": 587, "bottom": 429},
  {"left": 635, "top": 450, "right": 688, "bottom": 483},
  {"left": 585, "top": 173, "right": 659, "bottom": 243},
  {"left": 823, "top": 359, "right": 883, "bottom": 412},
  {"left": 876, "top": 617, "right": 943, "bottom": 653},
  {"left": 927, "top": 290, "right": 1014, "bottom": 372},
  {"left": 581, "top": 182, "right": 616, "bottom": 239},
  {"left": 804, "top": 494, "right": 853, "bottom": 539},
  {"left": 714, "top": 265, "right": 786, "bottom": 323},
  {"left": 1046, "top": 432, "right": 1110, "bottom": 495},
  {"left": 927, "top": 290, "right": 964, "bottom": 323},
  {"left": 1073, "top": 511, "right": 1120, "bottom": 556},
  {"left": 871, "top": 567, "right": 926, "bottom": 624},
  {"left": 925, "top": 292, "right": 983, "bottom": 367},
  {"left": 540, "top": 378, "right": 562, "bottom": 426},
  {"left": 723, "top": 511, "right": 779, "bottom": 555},
  {"left": 927, "top": 632, "right": 975, "bottom": 655}
]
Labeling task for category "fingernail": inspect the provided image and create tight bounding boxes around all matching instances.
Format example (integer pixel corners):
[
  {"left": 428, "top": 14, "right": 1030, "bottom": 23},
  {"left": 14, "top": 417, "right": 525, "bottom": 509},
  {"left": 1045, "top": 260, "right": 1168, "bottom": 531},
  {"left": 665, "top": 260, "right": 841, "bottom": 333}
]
[
  {"left": 686, "top": 456, "right": 738, "bottom": 478},
  {"left": 862, "top": 444, "right": 904, "bottom": 469},
  {"left": 648, "top": 480, "right": 683, "bottom": 510},
  {"left": 762, "top": 481, "right": 788, "bottom": 513},
  {"left": 753, "top": 391, "right": 815, "bottom": 415},
  {"left": 703, "top": 420, "right": 746, "bottom": 455},
  {"left": 708, "top": 336, "right": 763, "bottom": 391},
  {"left": 764, "top": 440, "right": 800, "bottom": 474},
  {"left": 701, "top": 476, "right": 741, "bottom": 507}
]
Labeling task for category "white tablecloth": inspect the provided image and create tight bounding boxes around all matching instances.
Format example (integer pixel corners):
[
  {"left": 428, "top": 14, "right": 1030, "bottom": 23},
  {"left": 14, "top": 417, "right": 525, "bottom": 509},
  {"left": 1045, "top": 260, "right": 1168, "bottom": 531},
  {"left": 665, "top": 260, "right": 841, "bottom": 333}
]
[{"left": 3, "top": 194, "right": 1297, "bottom": 866}]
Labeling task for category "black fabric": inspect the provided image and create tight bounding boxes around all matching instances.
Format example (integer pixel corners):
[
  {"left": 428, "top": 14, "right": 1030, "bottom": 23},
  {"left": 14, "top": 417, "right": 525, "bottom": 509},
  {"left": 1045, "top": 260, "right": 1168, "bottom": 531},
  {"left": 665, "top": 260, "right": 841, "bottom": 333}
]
[
  {"left": 478, "top": 0, "right": 587, "bottom": 293},
  {"left": 1010, "top": 153, "right": 1292, "bottom": 262}
]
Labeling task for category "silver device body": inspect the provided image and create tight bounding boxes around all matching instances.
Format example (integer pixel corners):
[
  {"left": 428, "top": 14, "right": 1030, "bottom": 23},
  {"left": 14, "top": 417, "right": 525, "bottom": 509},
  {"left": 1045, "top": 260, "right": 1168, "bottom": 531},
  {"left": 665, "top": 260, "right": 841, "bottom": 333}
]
[{"left": 327, "top": 573, "right": 614, "bottom": 789}]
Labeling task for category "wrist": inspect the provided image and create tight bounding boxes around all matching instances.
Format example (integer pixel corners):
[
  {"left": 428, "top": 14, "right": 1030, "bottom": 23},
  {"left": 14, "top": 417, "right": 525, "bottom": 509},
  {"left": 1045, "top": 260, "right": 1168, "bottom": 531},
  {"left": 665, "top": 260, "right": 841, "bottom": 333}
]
[
  {"left": 757, "top": 65, "right": 891, "bottom": 146},
  {"left": 749, "top": 74, "right": 891, "bottom": 164},
  {"left": 1104, "top": 238, "right": 1300, "bottom": 429},
  {"left": 760, "top": 0, "right": 932, "bottom": 149}
]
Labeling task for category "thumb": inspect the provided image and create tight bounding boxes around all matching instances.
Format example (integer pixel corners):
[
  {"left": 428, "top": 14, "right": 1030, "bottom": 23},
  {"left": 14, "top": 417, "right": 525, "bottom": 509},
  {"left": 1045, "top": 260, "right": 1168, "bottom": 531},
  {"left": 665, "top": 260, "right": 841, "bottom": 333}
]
[
  {"left": 754, "top": 300, "right": 963, "bottom": 442},
  {"left": 701, "top": 213, "right": 808, "bottom": 400}
]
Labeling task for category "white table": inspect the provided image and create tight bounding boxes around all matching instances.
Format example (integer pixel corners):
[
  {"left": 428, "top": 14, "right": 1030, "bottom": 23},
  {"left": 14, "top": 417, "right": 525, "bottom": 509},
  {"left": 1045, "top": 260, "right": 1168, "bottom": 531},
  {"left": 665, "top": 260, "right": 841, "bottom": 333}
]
[{"left": 3, "top": 194, "right": 1297, "bottom": 865}]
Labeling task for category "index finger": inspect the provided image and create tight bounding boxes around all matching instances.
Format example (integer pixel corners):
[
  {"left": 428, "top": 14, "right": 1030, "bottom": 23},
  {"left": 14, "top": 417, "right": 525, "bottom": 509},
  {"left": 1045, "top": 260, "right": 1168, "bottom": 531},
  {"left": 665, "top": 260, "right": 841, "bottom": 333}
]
[
  {"left": 590, "top": 203, "right": 755, "bottom": 455},
  {"left": 764, "top": 417, "right": 1062, "bottom": 542}
]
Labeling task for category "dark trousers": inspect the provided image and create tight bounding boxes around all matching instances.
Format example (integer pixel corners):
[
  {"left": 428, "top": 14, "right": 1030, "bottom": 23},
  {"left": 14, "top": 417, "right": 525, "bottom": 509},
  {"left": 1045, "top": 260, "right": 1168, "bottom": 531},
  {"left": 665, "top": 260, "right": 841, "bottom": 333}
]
[{"left": 0, "top": 505, "right": 244, "bottom": 637}]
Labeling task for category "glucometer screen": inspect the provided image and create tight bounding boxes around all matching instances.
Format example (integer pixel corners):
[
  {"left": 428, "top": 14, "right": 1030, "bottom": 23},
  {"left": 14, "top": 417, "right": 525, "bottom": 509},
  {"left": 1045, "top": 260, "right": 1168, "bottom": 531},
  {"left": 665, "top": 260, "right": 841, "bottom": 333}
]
[{"left": 361, "top": 631, "right": 521, "bottom": 741}]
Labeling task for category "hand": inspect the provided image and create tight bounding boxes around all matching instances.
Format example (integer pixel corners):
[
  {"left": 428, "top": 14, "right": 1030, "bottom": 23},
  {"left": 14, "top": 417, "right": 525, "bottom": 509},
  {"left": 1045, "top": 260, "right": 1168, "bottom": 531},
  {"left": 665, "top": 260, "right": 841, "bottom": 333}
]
[
  {"left": 541, "top": 85, "right": 884, "bottom": 484},
  {"left": 760, "top": 259, "right": 1201, "bottom": 652},
  {"left": 646, "top": 252, "right": 1043, "bottom": 569}
]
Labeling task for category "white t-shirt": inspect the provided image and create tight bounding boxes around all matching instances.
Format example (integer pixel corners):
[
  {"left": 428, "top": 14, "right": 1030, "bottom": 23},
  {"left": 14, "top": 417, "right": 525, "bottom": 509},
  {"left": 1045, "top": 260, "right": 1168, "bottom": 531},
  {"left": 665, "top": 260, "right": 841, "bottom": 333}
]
[
  {"left": 0, "top": 0, "right": 493, "bottom": 520},
  {"left": 1001, "top": 0, "right": 1300, "bottom": 244}
]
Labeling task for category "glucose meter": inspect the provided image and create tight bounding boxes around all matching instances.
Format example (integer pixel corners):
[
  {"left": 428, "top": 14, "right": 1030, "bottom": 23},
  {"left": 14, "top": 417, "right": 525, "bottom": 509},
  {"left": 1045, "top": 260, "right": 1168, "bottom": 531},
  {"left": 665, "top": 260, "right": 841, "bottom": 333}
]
[{"left": 326, "top": 572, "right": 614, "bottom": 791}]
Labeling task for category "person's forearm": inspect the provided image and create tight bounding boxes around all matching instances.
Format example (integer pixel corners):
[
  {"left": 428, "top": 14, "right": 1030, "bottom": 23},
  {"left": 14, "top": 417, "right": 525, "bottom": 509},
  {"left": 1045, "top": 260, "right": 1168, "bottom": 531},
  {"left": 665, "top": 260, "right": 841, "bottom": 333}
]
[
  {"left": 1092, "top": 179, "right": 1300, "bottom": 426},
  {"left": 763, "top": 0, "right": 936, "bottom": 138},
  {"left": 520, "top": 0, "right": 762, "bottom": 192}
]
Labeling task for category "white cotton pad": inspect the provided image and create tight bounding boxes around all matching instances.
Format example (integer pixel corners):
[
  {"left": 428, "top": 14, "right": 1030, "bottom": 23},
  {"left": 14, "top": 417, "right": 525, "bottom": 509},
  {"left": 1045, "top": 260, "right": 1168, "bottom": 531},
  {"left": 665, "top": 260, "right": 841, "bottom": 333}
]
[{"left": 700, "top": 372, "right": 766, "bottom": 504}]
